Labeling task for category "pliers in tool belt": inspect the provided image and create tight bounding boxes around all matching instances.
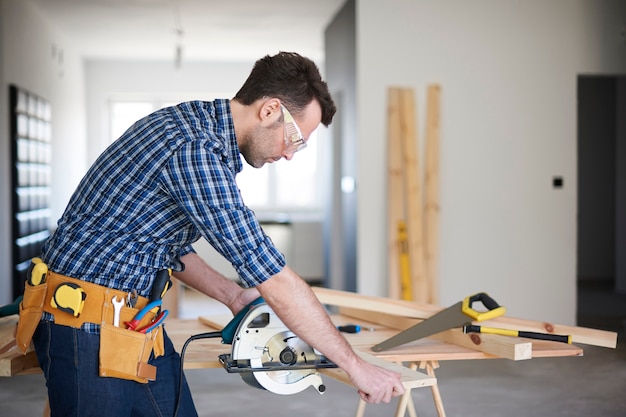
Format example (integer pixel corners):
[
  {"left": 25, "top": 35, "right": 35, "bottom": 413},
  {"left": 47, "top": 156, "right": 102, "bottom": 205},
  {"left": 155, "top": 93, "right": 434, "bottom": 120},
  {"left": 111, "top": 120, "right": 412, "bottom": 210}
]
[{"left": 125, "top": 300, "right": 168, "bottom": 333}]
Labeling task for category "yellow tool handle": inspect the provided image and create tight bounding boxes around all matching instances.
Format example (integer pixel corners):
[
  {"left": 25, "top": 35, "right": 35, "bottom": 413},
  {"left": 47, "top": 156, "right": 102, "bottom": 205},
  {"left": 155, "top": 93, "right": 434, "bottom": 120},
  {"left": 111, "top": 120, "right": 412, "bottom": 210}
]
[
  {"left": 28, "top": 257, "right": 48, "bottom": 286},
  {"left": 51, "top": 282, "right": 86, "bottom": 317},
  {"left": 463, "top": 324, "right": 572, "bottom": 344},
  {"left": 398, "top": 221, "right": 412, "bottom": 301},
  {"left": 461, "top": 292, "right": 506, "bottom": 321}
]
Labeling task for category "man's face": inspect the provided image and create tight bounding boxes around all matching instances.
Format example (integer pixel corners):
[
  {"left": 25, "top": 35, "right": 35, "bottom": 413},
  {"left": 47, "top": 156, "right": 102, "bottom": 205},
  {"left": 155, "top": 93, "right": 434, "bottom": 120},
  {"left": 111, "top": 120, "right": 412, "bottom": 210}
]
[{"left": 241, "top": 99, "right": 322, "bottom": 168}]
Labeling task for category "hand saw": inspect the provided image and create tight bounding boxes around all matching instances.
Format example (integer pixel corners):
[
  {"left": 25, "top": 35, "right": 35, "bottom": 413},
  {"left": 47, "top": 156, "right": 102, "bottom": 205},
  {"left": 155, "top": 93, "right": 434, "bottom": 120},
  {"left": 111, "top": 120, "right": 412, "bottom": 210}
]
[{"left": 371, "top": 292, "right": 506, "bottom": 352}]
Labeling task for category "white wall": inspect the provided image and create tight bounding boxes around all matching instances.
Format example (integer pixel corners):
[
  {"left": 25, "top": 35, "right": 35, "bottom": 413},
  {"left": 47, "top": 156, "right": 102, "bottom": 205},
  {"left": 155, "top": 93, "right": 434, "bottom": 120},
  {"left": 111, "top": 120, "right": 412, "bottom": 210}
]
[
  {"left": 84, "top": 60, "right": 256, "bottom": 163},
  {"left": 0, "top": 0, "right": 86, "bottom": 304},
  {"left": 356, "top": 0, "right": 626, "bottom": 324}
]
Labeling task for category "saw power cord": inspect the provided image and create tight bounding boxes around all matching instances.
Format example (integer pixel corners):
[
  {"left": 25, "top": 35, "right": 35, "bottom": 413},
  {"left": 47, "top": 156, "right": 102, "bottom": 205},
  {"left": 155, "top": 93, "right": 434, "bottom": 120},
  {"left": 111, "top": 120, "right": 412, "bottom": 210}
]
[{"left": 173, "top": 331, "right": 222, "bottom": 417}]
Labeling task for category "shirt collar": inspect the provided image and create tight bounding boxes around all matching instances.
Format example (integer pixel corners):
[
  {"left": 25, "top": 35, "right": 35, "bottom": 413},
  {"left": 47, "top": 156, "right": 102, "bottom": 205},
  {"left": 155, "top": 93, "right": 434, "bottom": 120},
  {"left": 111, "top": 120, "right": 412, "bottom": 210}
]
[{"left": 214, "top": 98, "right": 243, "bottom": 174}]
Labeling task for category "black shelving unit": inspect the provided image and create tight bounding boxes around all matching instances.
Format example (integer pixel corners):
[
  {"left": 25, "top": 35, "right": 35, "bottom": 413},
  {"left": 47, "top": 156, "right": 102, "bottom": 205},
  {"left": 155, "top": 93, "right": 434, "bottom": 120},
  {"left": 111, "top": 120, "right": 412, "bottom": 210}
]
[{"left": 9, "top": 85, "right": 52, "bottom": 299}]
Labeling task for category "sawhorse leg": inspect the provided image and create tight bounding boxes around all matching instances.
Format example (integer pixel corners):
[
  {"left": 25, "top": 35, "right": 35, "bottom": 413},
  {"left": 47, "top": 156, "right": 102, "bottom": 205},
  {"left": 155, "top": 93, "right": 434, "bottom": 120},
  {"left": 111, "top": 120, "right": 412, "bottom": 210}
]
[
  {"left": 353, "top": 360, "right": 445, "bottom": 417},
  {"left": 354, "top": 388, "right": 418, "bottom": 417},
  {"left": 419, "top": 360, "right": 446, "bottom": 417}
]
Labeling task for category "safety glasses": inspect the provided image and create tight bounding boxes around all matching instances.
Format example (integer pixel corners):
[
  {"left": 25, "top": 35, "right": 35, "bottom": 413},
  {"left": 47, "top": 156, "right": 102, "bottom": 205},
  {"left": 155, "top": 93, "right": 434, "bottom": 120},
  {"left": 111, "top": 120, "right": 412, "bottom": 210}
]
[{"left": 281, "top": 104, "right": 307, "bottom": 153}]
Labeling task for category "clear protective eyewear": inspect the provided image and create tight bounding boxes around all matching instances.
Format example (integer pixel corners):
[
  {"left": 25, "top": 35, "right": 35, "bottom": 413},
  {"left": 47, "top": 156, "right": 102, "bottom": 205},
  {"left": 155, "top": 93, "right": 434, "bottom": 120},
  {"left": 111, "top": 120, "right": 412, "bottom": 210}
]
[{"left": 281, "top": 104, "right": 307, "bottom": 153}]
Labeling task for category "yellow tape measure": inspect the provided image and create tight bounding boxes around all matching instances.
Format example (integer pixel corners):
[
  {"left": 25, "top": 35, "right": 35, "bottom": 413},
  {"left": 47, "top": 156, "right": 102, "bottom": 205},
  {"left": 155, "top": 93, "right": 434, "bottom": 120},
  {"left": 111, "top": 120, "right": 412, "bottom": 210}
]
[{"left": 51, "top": 283, "right": 87, "bottom": 317}]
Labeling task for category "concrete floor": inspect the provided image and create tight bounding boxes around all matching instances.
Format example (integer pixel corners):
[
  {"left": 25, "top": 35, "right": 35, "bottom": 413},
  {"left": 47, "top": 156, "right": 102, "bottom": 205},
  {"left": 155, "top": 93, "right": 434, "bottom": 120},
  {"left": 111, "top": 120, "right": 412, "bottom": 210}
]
[{"left": 2, "top": 284, "right": 624, "bottom": 417}]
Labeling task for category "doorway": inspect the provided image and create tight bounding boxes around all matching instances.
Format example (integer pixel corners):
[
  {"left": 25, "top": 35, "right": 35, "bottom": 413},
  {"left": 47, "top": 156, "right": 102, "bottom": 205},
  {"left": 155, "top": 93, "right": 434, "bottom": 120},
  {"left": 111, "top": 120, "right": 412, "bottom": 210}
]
[{"left": 576, "top": 75, "right": 626, "bottom": 332}]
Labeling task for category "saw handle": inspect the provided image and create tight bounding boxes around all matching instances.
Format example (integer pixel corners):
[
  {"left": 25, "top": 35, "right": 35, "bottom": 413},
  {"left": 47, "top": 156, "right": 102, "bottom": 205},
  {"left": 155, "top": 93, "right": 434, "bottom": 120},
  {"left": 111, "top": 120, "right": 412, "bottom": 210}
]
[
  {"left": 462, "top": 293, "right": 506, "bottom": 321},
  {"left": 221, "top": 297, "right": 265, "bottom": 345},
  {"left": 464, "top": 324, "right": 572, "bottom": 344}
]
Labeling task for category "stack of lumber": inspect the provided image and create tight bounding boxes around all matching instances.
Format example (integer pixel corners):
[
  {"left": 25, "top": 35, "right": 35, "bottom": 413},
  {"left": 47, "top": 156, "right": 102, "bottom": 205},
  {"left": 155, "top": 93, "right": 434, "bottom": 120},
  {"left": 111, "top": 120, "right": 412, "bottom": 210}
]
[
  {"left": 387, "top": 86, "right": 441, "bottom": 304},
  {"left": 312, "top": 287, "right": 617, "bottom": 361}
]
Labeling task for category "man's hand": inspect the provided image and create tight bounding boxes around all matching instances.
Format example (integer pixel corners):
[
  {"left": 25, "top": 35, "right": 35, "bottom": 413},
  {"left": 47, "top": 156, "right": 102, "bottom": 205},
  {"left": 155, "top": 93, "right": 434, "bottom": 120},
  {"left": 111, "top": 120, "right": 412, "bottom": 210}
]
[
  {"left": 346, "top": 357, "right": 405, "bottom": 404},
  {"left": 228, "top": 286, "right": 260, "bottom": 316}
]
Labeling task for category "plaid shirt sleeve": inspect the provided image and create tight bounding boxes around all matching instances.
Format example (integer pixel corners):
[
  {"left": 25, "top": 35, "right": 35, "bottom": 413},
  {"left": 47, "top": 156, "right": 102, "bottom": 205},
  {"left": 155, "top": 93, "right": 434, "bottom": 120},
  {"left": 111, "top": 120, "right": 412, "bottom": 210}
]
[{"left": 160, "top": 139, "right": 285, "bottom": 287}]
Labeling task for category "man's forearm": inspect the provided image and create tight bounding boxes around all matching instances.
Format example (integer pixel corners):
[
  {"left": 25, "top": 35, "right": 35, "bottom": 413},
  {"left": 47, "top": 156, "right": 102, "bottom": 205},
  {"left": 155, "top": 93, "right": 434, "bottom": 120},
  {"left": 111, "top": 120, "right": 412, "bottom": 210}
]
[
  {"left": 256, "top": 265, "right": 360, "bottom": 372},
  {"left": 175, "top": 252, "right": 247, "bottom": 313}
]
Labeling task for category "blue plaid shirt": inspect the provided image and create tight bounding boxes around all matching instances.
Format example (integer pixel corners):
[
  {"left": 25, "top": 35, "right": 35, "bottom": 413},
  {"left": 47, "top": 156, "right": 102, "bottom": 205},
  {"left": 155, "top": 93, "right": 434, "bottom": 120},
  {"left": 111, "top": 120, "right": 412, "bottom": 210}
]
[{"left": 42, "top": 99, "right": 285, "bottom": 332}]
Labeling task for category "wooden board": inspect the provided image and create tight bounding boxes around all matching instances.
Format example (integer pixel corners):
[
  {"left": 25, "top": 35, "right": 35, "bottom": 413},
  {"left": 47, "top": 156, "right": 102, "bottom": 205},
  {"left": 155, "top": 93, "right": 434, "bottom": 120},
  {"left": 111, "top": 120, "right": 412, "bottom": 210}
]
[
  {"left": 399, "top": 88, "right": 428, "bottom": 303},
  {"left": 481, "top": 315, "right": 618, "bottom": 349},
  {"left": 313, "top": 286, "right": 441, "bottom": 319},
  {"left": 339, "top": 306, "right": 532, "bottom": 360},
  {"left": 424, "top": 84, "right": 441, "bottom": 305},
  {"left": 0, "top": 316, "right": 40, "bottom": 377},
  {"left": 320, "top": 351, "right": 436, "bottom": 390},
  {"left": 431, "top": 329, "right": 532, "bottom": 361},
  {"left": 189, "top": 317, "right": 436, "bottom": 389},
  {"left": 387, "top": 87, "right": 406, "bottom": 299},
  {"left": 0, "top": 316, "right": 18, "bottom": 354},
  {"left": 313, "top": 287, "right": 617, "bottom": 349},
  {"left": 0, "top": 349, "right": 39, "bottom": 377}
]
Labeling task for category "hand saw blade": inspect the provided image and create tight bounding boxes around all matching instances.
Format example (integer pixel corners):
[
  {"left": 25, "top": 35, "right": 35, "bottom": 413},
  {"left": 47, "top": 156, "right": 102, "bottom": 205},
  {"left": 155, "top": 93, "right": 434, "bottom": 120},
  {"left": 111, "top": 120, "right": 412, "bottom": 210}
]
[{"left": 371, "top": 301, "right": 466, "bottom": 352}]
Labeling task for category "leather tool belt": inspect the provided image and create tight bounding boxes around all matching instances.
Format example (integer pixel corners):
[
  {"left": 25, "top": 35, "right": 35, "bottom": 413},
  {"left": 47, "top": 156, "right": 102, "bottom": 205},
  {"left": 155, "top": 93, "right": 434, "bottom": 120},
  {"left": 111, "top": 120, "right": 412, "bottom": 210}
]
[
  {"left": 41, "top": 271, "right": 151, "bottom": 329},
  {"left": 16, "top": 268, "right": 165, "bottom": 383}
]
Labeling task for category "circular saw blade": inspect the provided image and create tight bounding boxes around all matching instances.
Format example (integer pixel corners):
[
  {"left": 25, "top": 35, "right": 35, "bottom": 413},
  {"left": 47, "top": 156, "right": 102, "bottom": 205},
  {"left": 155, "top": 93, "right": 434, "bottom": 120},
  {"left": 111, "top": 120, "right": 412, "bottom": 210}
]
[{"left": 241, "top": 330, "right": 324, "bottom": 394}]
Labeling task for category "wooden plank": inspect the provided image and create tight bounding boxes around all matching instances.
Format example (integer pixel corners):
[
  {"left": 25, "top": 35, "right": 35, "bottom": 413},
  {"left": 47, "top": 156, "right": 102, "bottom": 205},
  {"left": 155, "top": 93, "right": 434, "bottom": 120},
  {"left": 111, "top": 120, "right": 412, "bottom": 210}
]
[
  {"left": 431, "top": 329, "right": 532, "bottom": 361},
  {"left": 0, "top": 350, "right": 39, "bottom": 377},
  {"left": 313, "top": 286, "right": 440, "bottom": 319},
  {"left": 336, "top": 318, "right": 582, "bottom": 363},
  {"left": 340, "top": 306, "right": 532, "bottom": 360},
  {"left": 387, "top": 87, "right": 406, "bottom": 299},
  {"left": 314, "top": 287, "right": 617, "bottom": 349},
  {"left": 399, "top": 88, "right": 428, "bottom": 302},
  {"left": 320, "top": 350, "right": 436, "bottom": 390},
  {"left": 339, "top": 306, "right": 420, "bottom": 330},
  {"left": 193, "top": 317, "right": 435, "bottom": 389},
  {"left": 198, "top": 314, "right": 232, "bottom": 329},
  {"left": 0, "top": 316, "right": 19, "bottom": 354},
  {"left": 481, "top": 316, "right": 618, "bottom": 349},
  {"left": 168, "top": 317, "right": 228, "bottom": 370},
  {"left": 424, "top": 84, "right": 441, "bottom": 305}
]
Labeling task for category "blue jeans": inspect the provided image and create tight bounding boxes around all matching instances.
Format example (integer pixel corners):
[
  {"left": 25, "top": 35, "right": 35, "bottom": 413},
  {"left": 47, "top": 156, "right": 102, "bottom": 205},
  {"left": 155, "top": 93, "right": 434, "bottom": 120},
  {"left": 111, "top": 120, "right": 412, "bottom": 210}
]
[{"left": 33, "top": 321, "right": 198, "bottom": 417}]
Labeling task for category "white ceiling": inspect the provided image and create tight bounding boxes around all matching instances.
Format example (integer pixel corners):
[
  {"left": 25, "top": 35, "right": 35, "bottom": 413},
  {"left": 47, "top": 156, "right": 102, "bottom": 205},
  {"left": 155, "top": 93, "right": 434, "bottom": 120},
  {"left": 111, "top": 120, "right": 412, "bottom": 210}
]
[{"left": 28, "top": 0, "right": 346, "bottom": 62}]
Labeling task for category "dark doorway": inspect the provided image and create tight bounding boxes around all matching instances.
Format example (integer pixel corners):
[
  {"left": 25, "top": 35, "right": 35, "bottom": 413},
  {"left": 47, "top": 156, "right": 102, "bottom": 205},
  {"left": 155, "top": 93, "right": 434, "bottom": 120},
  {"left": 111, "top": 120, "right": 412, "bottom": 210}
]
[{"left": 577, "top": 75, "right": 626, "bottom": 332}]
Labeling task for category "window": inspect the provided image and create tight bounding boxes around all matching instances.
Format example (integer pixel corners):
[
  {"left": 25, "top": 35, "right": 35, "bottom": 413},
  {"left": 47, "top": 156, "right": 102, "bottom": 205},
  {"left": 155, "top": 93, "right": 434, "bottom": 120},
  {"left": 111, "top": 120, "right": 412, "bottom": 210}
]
[{"left": 109, "top": 99, "right": 324, "bottom": 216}]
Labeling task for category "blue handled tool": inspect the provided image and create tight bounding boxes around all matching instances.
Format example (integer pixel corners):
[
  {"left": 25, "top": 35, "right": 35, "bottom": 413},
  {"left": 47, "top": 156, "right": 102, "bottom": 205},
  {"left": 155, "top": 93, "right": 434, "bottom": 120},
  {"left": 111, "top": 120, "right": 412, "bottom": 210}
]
[
  {"left": 125, "top": 300, "right": 163, "bottom": 331},
  {"left": 136, "top": 309, "right": 169, "bottom": 334}
]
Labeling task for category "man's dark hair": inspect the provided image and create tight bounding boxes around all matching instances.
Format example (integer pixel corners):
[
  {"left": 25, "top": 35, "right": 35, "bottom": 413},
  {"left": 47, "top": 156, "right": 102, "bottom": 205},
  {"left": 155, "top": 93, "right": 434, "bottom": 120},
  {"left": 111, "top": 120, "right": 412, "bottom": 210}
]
[{"left": 234, "top": 52, "right": 336, "bottom": 127}]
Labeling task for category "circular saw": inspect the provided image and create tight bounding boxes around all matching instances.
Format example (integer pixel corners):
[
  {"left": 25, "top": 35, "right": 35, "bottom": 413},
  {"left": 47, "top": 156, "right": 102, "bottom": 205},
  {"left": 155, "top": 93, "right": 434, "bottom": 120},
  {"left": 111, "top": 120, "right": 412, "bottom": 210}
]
[{"left": 218, "top": 298, "right": 337, "bottom": 395}]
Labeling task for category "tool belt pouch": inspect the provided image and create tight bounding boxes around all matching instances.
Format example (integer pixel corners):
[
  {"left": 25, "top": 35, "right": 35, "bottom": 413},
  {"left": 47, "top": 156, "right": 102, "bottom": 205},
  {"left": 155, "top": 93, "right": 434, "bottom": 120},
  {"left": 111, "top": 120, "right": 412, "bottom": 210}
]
[
  {"left": 99, "top": 323, "right": 159, "bottom": 384},
  {"left": 15, "top": 282, "right": 48, "bottom": 354}
]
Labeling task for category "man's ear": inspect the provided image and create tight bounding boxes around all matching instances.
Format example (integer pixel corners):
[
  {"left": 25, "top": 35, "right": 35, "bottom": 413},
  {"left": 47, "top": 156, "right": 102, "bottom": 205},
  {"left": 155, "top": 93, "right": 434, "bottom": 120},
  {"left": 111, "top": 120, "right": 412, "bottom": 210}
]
[{"left": 259, "top": 98, "right": 281, "bottom": 125}]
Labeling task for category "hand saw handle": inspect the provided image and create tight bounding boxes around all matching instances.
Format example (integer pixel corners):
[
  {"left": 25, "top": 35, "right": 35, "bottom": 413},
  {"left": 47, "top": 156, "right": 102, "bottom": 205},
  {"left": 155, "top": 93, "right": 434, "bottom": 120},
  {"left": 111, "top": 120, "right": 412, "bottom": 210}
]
[
  {"left": 463, "top": 324, "right": 572, "bottom": 344},
  {"left": 462, "top": 293, "right": 506, "bottom": 321}
]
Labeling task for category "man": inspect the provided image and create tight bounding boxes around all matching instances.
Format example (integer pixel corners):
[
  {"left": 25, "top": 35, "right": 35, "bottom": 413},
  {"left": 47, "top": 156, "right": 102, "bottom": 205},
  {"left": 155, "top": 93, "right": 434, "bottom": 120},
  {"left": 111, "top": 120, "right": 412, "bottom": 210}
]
[{"left": 32, "top": 52, "right": 405, "bottom": 416}]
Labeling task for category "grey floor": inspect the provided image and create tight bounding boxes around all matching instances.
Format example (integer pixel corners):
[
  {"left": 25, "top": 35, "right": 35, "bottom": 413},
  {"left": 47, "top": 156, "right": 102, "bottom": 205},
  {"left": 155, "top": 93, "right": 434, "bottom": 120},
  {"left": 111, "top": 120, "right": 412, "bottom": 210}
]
[{"left": 2, "top": 282, "right": 625, "bottom": 417}]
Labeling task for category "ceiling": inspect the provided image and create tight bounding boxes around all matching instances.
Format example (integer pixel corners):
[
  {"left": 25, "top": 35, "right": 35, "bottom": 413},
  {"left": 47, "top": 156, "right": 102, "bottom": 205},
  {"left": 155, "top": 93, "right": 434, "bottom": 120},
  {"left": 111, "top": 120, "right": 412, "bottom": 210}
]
[{"left": 28, "top": 0, "right": 346, "bottom": 63}]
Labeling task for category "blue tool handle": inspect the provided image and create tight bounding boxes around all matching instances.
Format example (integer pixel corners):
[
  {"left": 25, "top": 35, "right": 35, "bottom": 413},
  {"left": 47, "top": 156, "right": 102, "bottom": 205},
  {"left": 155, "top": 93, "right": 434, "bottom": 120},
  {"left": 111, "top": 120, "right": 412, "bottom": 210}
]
[
  {"left": 135, "top": 300, "right": 162, "bottom": 321},
  {"left": 338, "top": 325, "right": 361, "bottom": 333}
]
